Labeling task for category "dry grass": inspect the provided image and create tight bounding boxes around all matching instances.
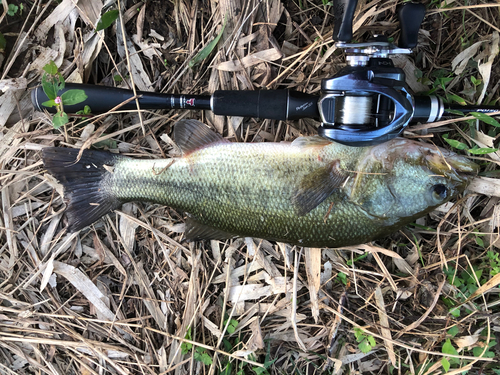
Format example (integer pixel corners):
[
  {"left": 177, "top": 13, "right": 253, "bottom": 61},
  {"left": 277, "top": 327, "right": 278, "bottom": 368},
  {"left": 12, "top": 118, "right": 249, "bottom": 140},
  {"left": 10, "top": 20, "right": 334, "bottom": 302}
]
[{"left": 1, "top": 0, "right": 500, "bottom": 374}]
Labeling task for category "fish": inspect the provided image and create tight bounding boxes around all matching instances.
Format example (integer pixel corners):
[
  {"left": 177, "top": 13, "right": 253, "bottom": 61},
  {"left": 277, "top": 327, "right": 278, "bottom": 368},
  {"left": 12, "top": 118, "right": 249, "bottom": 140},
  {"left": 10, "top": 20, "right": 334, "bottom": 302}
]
[{"left": 41, "top": 119, "right": 478, "bottom": 248}]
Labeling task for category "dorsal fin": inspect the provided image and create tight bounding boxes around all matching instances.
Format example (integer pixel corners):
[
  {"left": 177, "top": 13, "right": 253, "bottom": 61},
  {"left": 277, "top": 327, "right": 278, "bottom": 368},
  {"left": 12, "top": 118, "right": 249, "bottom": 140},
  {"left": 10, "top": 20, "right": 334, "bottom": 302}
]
[
  {"left": 292, "top": 160, "right": 348, "bottom": 216},
  {"left": 173, "top": 119, "right": 229, "bottom": 155},
  {"left": 291, "top": 136, "right": 332, "bottom": 149}
]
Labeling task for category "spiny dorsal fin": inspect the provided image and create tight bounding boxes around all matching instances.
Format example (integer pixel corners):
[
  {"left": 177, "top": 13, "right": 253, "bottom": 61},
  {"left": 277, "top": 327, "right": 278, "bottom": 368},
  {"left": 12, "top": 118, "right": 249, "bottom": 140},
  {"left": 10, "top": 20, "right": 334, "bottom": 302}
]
[
  {"left": 185, "top": 216, "right": 236, "bottom": 241},
  {"left": 291, "top": 136, "right": 332, "bottom": 149},
  {"left": 174, "top": 119, "right": 229, "bottom": 155},
  {"left": 293, "top": 160, "right": 348, "bottom": 216}
]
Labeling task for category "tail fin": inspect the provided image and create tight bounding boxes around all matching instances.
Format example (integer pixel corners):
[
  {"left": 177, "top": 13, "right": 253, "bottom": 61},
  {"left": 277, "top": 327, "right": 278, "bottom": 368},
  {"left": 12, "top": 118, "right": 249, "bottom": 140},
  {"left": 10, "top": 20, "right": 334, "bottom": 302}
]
[{"left": 42, "top": 147, "right": 122, "bottom": 232}]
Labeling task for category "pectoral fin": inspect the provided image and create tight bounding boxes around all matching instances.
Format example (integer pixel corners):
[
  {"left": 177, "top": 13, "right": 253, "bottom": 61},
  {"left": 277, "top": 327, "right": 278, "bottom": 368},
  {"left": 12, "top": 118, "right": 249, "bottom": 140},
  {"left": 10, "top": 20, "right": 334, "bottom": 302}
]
[
  {"left": 185, "top": 216, "right": 236, "bottom": 241},
  {"left": 293, "top": 161, "right": 347, "bottom": 216}
]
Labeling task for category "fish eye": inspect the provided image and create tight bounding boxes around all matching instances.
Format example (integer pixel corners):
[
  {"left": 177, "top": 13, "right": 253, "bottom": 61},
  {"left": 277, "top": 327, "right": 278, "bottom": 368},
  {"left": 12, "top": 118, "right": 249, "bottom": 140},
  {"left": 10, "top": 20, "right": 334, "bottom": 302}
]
[{"left": 431, "top": 184, "right": 448, "bottom": 201}]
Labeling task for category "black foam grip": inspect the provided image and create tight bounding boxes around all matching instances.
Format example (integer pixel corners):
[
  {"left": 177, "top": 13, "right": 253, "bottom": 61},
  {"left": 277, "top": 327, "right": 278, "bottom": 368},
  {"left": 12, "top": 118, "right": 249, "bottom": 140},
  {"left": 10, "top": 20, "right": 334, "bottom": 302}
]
[
  {"left": 212, "top": 90, "right": 289, "bottom": 120},
  {"left": 211, "top": 90, "right": 319, "bottom": 121},
  {"left": 398, "top": 2, "right": 426, "bottom": 48},
  {"left": 332, "top": 0, "right": 358, "bottom": 42}
]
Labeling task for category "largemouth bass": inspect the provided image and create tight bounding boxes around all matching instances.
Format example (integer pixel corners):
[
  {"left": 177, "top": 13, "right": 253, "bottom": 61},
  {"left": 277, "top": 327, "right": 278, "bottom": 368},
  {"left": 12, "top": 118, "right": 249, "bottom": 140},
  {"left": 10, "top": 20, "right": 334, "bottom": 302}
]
[{"left": 42, "top": 119, "right": 478, "bottom": 247}]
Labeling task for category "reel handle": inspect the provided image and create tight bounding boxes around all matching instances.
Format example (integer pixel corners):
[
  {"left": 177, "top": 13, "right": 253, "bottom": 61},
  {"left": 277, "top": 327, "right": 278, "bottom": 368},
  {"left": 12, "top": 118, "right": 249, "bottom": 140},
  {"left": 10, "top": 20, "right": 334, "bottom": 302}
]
[
  {"left": 397, "top": 2, "right": 426, "bottom": 48},
  {"left": 332, "top": 0, "right": 358, "bottom": 42}
]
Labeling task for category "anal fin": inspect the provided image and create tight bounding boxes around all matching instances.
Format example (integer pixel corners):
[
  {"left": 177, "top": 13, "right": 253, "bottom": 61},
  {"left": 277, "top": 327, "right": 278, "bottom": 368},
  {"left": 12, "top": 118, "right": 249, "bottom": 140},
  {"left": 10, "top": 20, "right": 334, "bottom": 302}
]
[
  {"left": 185, "top": 216, "right": 236, "bottom": 241},
  {"left": 293, "top": 160, "right": 347, "bottom": 216}
]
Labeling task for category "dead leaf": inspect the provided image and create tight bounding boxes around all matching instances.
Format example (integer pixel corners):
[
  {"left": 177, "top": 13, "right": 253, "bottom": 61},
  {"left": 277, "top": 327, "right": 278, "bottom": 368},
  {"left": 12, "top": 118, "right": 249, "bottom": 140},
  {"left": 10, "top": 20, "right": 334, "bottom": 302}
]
[
  {"left": 468, "top": 177, "right": 500, "bottom": 197},
  {"left": 477, "top": 31, "right": 499, "bottom": 103},
  {"left": 304, "top": 247, "right": 321, "bottom": 323},
  {"left": 227, "top": 276, "right": 301, "bottom": 303},
  {"left": 35, "top": 0, "right": 77, "bottom": 41},
  {"left": 374, "top": 287, "right": 396, "bottom": 366},
  {"left": 39, "top": 259, "right": 55, "bottom": 292},
  {"left": 132, "top": 34, "right": 162, "bottom": 60},
  {"left": 343, "top": 243, "right": 403, "bottom": 259},
  {"left": 216, "top": 48, "right": 283, "bottom": 71},
  {"left": 451, "top": 41, "right": 482, "bottom": 75},
  {"left": 247, "top": 319, "right": 265, "bottom": 351},
  {"left": 453, "top": 328, "right": 482, "bottom": 351},
  {"left": 463, "top": 272, "right": 500, "bottom": 304},
  {"left": 51, "top": 261, "right": 117, "bottom": 322},
  {"left": 119, "top": 203, "right": 139, "bottom": 253}
]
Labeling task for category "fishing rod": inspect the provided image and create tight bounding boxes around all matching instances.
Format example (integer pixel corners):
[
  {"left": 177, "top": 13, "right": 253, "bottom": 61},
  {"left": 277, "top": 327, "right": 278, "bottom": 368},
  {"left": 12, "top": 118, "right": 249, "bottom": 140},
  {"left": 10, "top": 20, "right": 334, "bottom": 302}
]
[{"left": 31, "top": 0, "right": 500, "bottom": 146}]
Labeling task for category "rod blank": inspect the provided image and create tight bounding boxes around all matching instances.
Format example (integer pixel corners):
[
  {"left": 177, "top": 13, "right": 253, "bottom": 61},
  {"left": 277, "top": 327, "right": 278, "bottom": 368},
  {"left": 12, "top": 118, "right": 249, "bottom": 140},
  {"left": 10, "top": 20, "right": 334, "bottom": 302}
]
[
  {"left": 31, "top": 83, "right": 321, "bottom": 121},
  {"left": 31, "top": 83, "right": 211, "bottom": 113}
]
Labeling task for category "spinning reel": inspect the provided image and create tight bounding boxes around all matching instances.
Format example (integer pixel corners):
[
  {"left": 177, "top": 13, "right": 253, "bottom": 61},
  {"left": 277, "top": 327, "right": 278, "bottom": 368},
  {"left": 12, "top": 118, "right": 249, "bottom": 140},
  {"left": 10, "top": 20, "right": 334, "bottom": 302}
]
[{"left": 32, "top": 0, "right": 500, "bottom": 146}]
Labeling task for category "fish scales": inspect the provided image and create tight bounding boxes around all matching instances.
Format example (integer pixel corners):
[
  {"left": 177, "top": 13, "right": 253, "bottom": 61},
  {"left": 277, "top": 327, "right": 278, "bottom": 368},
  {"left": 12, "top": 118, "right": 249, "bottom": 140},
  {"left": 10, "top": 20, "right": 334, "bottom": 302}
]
[{"left": 42, "top": 119, "right": 478, "bottom": 247}]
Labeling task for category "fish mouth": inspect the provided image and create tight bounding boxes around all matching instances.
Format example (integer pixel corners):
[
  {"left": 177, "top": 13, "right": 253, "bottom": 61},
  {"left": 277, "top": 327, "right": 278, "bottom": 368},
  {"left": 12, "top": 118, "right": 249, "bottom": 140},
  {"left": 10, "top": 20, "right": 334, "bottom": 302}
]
[
  {"left": 424, "top": 147, "right": 479, "bottom": 190},
  {"left": 371, "top": 138, "right": 479, "bottom": 174},
  {"left": 427, "top": 150, "right": 479, "bottom": 174},
  {"left": 370, "top": 138, "right": 479, "bottom": 191}
]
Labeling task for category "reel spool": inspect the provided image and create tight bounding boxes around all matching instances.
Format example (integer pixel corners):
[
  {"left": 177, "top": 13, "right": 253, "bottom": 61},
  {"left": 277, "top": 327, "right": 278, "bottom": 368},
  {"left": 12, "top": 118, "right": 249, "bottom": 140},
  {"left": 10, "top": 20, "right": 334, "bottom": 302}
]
[
  {"left": 335, "top": 95, "right": 374, "bottom": 127},
  {"left": 334, "top": 94, "right": 397, "bottom": 129}
]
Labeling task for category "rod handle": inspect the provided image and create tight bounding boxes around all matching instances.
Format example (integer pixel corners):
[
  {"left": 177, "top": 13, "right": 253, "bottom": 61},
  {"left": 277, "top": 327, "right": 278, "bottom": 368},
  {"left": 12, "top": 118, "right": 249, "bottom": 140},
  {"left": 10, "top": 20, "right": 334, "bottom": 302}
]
[{"left": 211, "top": 90, "right": 319, "bottom": 121}]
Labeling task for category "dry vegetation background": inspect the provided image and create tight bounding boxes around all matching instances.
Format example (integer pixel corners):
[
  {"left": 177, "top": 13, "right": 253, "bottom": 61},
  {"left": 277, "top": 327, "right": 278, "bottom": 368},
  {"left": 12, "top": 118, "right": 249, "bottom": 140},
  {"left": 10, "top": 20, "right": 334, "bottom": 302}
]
[{"left": 1, "top": 0, "right": 500, "bottom": 374}]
